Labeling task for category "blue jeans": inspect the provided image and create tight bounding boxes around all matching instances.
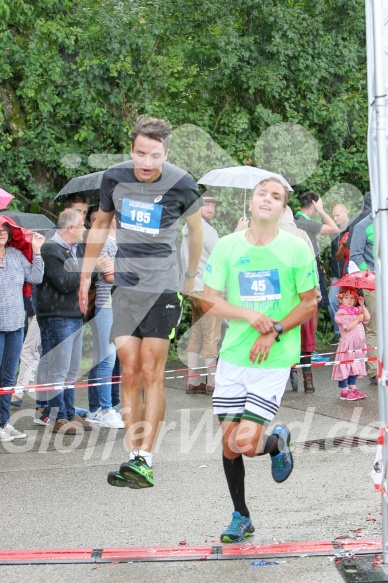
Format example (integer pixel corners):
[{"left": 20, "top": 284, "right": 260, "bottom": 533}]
[
  {"left": 89, "top": 356, "right": 120, "bottom": 409},
  {"left": 328, "top": 277, "right": 339, "bottom": 335},
  {"left": 37, "top": 317, "right": 83, "bottom": 420},
  {"left": 0, "top": 328, "right": 24, "bottom": 427},
  {"left": 112, "top": 355, "right": 120, "bottom": 408},
  {"left": 87, "top": 308, "right": 117, "bottom": 411},
  {"left": 87, "top": 362, "right": 99, "bottom": 413},
  {"left": 338, "top": 375, "right": 357, "bottom": 389}
]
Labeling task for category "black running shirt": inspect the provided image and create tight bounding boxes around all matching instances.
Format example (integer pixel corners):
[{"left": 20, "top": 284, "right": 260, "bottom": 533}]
[{"left": 99, "top": 160, "right": 202, "bottom": 292}]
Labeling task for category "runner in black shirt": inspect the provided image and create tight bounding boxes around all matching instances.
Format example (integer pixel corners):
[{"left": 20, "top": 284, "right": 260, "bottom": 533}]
[{"left": 79, "top": 117, "right": 203, "bottom": 488}]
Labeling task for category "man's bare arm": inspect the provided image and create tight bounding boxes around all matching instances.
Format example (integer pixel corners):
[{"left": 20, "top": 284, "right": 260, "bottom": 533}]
[
  {"left": 275, "top": 288, "right": 317, "bottom": 333},
  {"left": 203, "top": 285, "right": 276, "bottom": 335},
  {"left": 79, "top": 209, "right": 114, "bottom": 313},
  {"left": 313, "top": 199, "right": 339, "bottom": 235},
  {"left": 184, "top": 210, "right": 203, "bottom": 293},
  {"left": 249, "top": 288, "right": 317, "bottom": 364}
]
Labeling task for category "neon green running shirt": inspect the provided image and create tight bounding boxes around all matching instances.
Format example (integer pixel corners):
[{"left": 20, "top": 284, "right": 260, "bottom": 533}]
[{"left": 203, "top": 229, "right": 317, "bottom": 368}]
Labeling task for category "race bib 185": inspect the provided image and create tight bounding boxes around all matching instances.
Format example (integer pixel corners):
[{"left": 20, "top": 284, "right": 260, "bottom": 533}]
[
  {"left": 238, "top": 269, "right": 281, "bottom": 301},
  {"left": 121, "top": 199, "right": 162, "bottom": 234}
]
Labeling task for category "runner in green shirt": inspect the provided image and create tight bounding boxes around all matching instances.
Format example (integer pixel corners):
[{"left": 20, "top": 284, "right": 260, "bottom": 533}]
[{"left": 203, "top": 177, "right": 317, "bottom": 543}]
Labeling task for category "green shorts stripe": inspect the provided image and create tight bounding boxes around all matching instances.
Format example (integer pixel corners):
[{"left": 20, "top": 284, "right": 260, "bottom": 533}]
[
  {"left": 241, "top": 409, "right": 269, "bottom": 426},
  {"left": 218, "top": 413, "right": 242, "bottom": 423}
]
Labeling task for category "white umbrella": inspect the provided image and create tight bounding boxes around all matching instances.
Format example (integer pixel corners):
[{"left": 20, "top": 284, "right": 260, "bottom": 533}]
[{"left": 198, "top": 166, "right": 293, "bottom": 216}]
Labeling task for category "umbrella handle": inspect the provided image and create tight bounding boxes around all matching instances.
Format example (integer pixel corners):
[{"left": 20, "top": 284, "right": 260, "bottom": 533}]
[{"left": 243, "top": 189, "right": 246, "bottom": 218}]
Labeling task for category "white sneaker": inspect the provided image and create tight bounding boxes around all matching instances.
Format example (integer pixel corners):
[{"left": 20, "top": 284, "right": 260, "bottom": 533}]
[
  {"left": 0, "top": 427, "right": 14, "bottom": 442},
  {"left": 113, "top": 402, "right": 121, "bottom": 414},
  {"left": 85, "top": 407, "right": 102, "bottom": 424},
  {"left": 3, "top": 424, "right": 27, "bottom": 439},
  {"left": 99, "top": 409, "right": 124, "bottom": 429}
]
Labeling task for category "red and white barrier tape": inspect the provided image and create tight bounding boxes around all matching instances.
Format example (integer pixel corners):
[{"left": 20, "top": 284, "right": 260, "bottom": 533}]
[
  {"left": 0, "top": 355, "right": 381, "bottom": 395},
  {"left": 293, "top": 356, "right": 378, "bottom": 369}
]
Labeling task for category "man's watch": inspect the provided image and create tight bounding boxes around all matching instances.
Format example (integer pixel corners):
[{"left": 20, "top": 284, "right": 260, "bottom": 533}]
[{"left": 273, "top": 322, "right": 284, "bottom": 342}]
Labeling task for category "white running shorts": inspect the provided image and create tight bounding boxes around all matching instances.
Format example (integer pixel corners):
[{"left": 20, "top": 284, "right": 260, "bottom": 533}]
[{"left": 213, "top": 358, "right": 290, "bottom": 422}]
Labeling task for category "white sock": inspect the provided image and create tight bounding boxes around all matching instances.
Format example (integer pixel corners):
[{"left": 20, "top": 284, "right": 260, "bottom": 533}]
[
  {"left": 187, "top": 352, "right": 200, "bottom": 386},
  {"left": 204, "top": 357, "right": 217, "bottom": 387},
  {"left": 130, "top": 449, "right": 153, "bottom": 467}
]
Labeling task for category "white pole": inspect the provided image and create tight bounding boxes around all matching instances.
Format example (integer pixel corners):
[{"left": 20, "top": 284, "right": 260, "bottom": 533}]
[
  {"left": 243, "top": 189, "right": 247, "bottom": 218},
  {"left": 368, "top": 0, "right": 388, "bottom": 563}
]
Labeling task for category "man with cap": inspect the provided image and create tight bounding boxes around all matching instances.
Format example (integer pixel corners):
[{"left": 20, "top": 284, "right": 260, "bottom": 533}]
[{"left": 181, "top": 191, "right": 222, "bottom": 395}]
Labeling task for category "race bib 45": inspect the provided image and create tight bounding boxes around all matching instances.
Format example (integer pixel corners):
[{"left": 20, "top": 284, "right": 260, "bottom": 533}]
[{"left": 238, "top": 269, "right": 281, "bottom": 301}]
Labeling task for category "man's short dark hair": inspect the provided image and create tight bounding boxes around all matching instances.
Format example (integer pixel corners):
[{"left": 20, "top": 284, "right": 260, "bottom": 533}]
[
  {"left": 131, "top": 116, "right": 172, "bottom": 151},
  {"left": 63, "top": 193, "right": 88, "bottom": 208},
  {"left": 86, "top": 204, "right": 99, "bottom": 226},
  {"left": 300, "top": 191, "right": 319, "bottom": 209}
]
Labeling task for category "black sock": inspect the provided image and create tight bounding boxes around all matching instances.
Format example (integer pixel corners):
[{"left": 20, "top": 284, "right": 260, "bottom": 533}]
[
  {"left": 257, "top": 434, "right": 281, "bottom": 457},
  {"left": 222, "top": 454, "right": 249, "bottom": 518}
]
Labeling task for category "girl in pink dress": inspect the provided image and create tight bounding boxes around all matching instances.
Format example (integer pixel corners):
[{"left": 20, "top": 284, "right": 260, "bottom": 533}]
[{"left": 332, "top": 287, "right": 370, "bottom": 401}]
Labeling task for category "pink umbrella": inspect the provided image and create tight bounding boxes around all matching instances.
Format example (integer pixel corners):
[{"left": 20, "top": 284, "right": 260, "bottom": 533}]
[
  {"left": 332, "top": 269, "right": 376, "bottom": 290},
  {"left": 0, "top": 188, "right": 14, "bottom": 209}
]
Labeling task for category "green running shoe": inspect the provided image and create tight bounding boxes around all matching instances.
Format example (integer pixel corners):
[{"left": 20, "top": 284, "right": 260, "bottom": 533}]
[
  {"left": 120, "top": 456, "right": 154, "bottom": 488},
  {"left": 107, "top": 469, "right": 142, "bottom": 489}
]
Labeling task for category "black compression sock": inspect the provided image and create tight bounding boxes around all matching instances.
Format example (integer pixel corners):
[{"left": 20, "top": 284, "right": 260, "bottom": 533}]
[
  {"left": 222, "top": 454, "right": 249, "bottom": 518},
  {"left": 257, "top": 434, "right": 280, "bottom": 457}
]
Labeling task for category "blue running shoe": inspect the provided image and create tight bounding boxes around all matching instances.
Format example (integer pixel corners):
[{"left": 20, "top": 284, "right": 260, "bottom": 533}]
[
  {"left": 271, "top": 425, "right": 294, "bottom": 483},
  {"left": 221, "top": 511, "right": 255, "bottom": 543},
  {"left": 311, "top": 351, "right": 329, "bottom": 363}
]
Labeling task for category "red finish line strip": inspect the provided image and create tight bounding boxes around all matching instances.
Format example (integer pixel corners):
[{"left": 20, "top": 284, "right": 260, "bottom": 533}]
[{"left": 0, "top": 539, "right": 382, "bottom": 564}]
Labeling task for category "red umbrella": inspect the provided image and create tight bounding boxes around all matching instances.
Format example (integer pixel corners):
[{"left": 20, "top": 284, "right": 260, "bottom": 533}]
[
  {"left": 332, "top": 270, "right": 375, "bottom": 290},
  {"left": 0, "top": 215, "right": 34, "bottom": 297},
  {"left": 0, "top": 188, "right": 14, "bottom": 209}
]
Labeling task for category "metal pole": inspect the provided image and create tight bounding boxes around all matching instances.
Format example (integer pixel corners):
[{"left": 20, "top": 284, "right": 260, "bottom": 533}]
[{"left": 368, "top": 0, "right": 388, "bottom": 564}]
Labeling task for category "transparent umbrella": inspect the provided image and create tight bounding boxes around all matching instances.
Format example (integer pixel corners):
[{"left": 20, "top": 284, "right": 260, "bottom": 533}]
[
  {"left": 0, "top": 211, "right": 55, "bottom": 231},
  {"left": 54, "top": 171, "right": 104, "bottom": 204},
  {"left": 198, "top": 166, "right": 293, "bottom": 216}
]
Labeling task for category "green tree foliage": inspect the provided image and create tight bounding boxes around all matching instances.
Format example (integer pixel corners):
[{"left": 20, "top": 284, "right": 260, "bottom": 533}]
[{"left": 0, "top": 0, "right": 368, "bottom": 215}]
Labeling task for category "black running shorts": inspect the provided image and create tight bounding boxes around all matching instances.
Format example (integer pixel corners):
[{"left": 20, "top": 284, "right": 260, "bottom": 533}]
[{"left": 110, "top": 288, "right": 183, "bottom": 342}]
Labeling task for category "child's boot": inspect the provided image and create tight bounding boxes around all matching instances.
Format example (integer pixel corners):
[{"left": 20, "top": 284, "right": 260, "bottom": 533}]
[{"left": 302, "top": 369, "right": 315, "bottom": 393}]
